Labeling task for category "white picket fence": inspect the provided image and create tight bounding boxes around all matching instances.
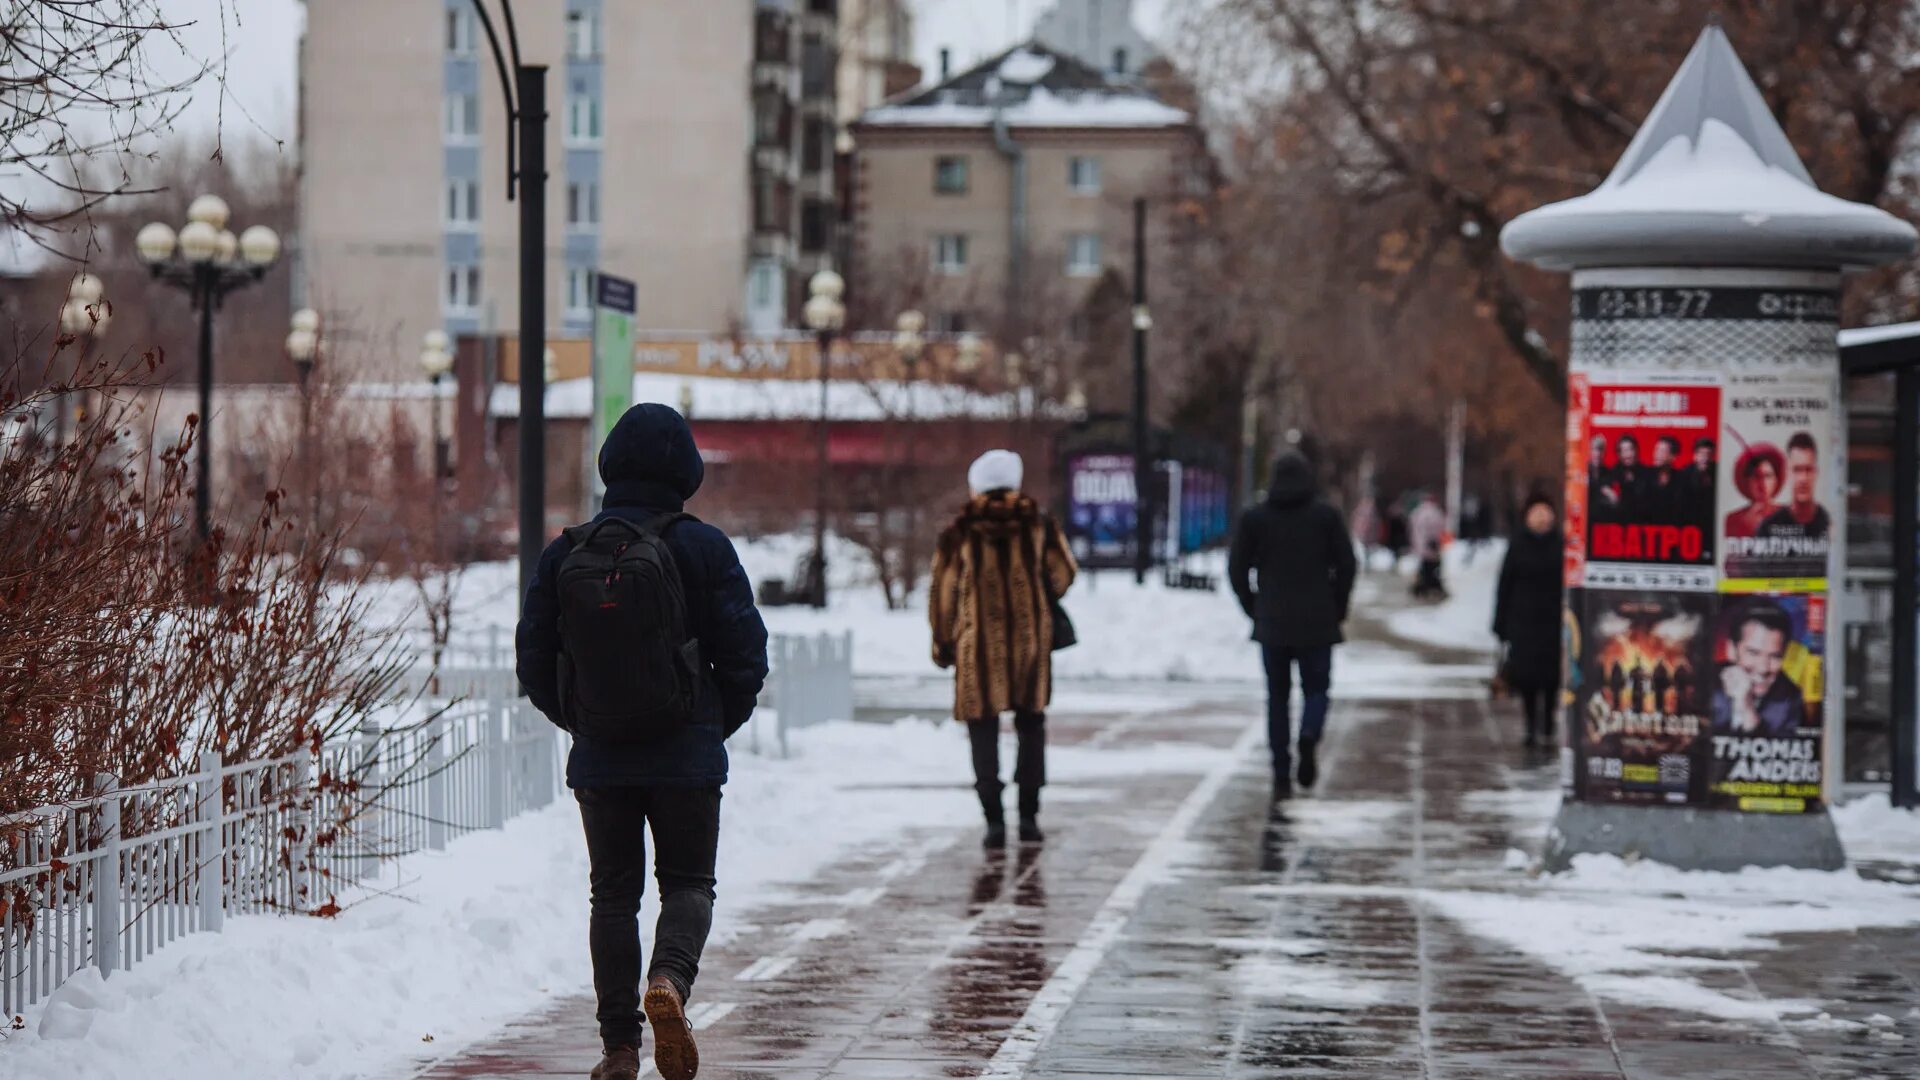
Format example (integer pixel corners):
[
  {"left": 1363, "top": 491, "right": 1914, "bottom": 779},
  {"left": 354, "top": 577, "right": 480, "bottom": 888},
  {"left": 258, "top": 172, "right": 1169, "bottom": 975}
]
[{"left": 0, "top": 628, "right": 852, "bottom": 1017}]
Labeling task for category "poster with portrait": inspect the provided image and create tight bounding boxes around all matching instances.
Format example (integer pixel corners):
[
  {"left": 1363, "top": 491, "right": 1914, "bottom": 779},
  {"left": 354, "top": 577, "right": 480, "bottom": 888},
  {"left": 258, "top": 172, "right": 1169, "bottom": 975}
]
[
  {"left": 1578, "top": 380, "right": 1722, "bottom": 592},
  {"left": 1569, "top": 590, "right": 1715, "bottom": 806},
  {"left": 1705, "top": 594, "right": 1826, "bottom": 813},
  {"left": 1718, "top": 373, "right": 1837, "bottom": 588}
]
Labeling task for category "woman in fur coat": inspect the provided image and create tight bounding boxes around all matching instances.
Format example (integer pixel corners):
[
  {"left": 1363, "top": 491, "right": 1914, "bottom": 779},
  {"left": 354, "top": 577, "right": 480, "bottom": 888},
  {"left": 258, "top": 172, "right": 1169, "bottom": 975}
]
[{"left": 930, "top": 450, "right": 1078, "bottom": 847}]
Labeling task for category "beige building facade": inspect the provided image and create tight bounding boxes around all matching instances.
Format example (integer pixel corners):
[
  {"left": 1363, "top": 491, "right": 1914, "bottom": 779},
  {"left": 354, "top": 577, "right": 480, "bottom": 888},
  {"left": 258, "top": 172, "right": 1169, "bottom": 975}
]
[
  {"left": 849, "top": 43, "right": 1202, "bottom": 339},
  {"left": 299, "top": 1, "right": 838, "bottom": 381}
]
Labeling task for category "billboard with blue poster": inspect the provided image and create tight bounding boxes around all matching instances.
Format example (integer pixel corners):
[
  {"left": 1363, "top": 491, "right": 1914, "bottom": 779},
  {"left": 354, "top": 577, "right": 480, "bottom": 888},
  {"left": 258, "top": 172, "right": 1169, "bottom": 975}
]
[{"left": 1060, "top": 419, "right": 1233, "bottom": 570}]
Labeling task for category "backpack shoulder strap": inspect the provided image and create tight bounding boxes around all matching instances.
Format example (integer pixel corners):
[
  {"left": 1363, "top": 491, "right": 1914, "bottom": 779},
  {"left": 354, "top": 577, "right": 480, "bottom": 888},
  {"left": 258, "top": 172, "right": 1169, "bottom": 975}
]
[{"left": 639, "top": 511, "right": 697, "bottom": 537}]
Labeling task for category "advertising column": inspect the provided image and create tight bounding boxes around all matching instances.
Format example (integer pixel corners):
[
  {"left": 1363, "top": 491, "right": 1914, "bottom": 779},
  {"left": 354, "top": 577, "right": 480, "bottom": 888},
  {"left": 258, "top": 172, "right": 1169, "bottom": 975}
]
[
  {"left": 1563, "top": 272, "right": 1837, "bottom": 820},
  {"left": 587, "top": 272, "right": 636, "bottom": 513}
]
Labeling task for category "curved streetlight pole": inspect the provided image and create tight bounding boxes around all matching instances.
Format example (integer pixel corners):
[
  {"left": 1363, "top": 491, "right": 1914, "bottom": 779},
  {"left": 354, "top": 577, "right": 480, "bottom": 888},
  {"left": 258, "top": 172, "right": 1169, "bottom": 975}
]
[{"left": 467, "top": 0, "right": 548, "bottom": 600}]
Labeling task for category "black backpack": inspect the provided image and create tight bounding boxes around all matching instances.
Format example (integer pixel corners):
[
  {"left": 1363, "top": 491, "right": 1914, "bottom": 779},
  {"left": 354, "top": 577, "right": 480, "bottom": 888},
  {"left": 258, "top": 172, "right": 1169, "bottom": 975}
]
[{"left": 554, "top": 513, "right": 702, "bottom": 741}]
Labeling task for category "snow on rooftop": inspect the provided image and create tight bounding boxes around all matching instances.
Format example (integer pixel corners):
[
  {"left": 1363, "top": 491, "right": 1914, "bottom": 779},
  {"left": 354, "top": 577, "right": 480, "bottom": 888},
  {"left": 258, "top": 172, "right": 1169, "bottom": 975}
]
[
  {"left": 862, "top": 85, "right": 1187, "bottom": 129},
  {"left": 489, "top": 372, "right": 1071, "bottom": 423},
  {"left": 997, "top": 48, "right": 1056, "bottom": 84}
]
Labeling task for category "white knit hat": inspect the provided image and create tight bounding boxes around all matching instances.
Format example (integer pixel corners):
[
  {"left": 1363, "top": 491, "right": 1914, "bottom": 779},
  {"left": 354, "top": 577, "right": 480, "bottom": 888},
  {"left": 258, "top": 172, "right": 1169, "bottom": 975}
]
[{"left": 967, "top": 449, "right": 1024, "bottom": 494}]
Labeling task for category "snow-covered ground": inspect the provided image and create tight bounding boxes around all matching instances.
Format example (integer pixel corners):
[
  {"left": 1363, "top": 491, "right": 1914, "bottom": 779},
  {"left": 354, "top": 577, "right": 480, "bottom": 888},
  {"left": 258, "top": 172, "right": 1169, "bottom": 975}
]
[{"left": 2, "top": 702, "right": 1242, "bottom": 1080}]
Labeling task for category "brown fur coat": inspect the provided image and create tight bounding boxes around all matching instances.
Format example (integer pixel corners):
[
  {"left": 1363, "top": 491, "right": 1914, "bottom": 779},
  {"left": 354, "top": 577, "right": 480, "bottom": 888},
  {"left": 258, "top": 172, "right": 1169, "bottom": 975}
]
[{"left": 929, "top": 492, "right": 1078, "bottom": 720}]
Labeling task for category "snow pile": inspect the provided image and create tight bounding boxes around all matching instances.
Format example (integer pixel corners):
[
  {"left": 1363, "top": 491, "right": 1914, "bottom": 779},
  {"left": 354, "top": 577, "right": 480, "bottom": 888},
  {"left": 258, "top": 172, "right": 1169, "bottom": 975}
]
[
  {"left": 1545, "top": 119, "right": 1871, "bottom": 220},
  {"left": 0, "top": 718, "right": 972, "bottom": 1080},
  {"left": 1831, "top": 794, "right": 1920, "bottom": 866},
  {"left": 1381, "top": 539, "right": 1503, "bottom": 655},
  {"left": 1425, "top": 856, "right": 1920, "bottom": 1022}
]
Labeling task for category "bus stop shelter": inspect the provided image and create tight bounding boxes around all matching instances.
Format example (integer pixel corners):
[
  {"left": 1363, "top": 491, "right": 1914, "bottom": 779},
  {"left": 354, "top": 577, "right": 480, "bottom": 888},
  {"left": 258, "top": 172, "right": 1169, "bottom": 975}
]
[{"left": 1838, "top": 322, "right": 1919, "bottom": 808}]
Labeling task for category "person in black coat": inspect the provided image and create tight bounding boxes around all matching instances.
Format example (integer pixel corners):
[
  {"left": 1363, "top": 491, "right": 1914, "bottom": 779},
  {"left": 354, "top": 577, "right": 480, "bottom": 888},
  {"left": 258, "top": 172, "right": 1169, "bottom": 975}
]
[
  {"left": 1493, "top": 493, "right": 1564, "bottom": 748},
  {"left": 517, "top": 403, "right": 769, "bottom": 1080},
  {"left": 1228, "top": 450, "right": 1358, "bottom": 799}
]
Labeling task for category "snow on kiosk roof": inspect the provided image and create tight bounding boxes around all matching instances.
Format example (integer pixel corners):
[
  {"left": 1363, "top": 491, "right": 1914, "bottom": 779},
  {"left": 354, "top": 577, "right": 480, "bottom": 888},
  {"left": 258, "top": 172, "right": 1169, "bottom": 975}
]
[{"left": 1502, "top": 24, "right": 1916, "bottom": 271}]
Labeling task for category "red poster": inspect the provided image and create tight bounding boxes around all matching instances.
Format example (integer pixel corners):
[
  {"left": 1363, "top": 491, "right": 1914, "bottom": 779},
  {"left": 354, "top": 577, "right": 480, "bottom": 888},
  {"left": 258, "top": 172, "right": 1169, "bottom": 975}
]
[{"left": 1583, "top": 381, "right": 1721, "bottom": 592}]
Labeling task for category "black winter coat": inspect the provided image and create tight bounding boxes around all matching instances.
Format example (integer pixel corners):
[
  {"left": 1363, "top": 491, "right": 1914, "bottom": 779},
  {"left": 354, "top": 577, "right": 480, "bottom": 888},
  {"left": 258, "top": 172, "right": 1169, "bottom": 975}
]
[
  {"left": 516, "top": 404, "right": 770, "bottom": 788},
  {"left": 1228, "top": 453, "right": 1358, "bottom": 649},
  {"left": 1493, "top": 529, "right": 1563, "bottom": 691}
]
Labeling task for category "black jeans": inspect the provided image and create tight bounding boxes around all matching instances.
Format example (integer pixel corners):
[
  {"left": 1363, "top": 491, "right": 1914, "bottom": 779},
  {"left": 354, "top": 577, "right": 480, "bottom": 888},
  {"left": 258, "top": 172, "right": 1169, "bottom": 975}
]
[
  {"left": 1517, "top": 684, "right": 1558, "bottom": 743},
  {"left": 576, "top": 786, "right": 721, "bottom": 1052},
  {"left": 968, "top": 712, "right": 1046, "bottom": 819},
  {"left": 1261, "top": 643, "right": 1332, "bottom": 779}
]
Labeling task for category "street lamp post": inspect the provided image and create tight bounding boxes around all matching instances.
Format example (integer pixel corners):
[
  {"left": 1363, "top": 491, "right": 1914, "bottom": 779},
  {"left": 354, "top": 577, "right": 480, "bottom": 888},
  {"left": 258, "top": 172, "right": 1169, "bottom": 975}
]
[
  {"left": 894, "top": 309, "right": 926, "bottom": 581},
  {"left": 285, "top": 308, "right": 322, "bottom": 530},
  {"left": 803, "top": 270, "right": 847, "bottom": 609},
  {"left": 420, "top": 330, "right": 456, "bottom": 489},
  {"left": 56, "top": 273, "right": 110, "bottom": 444},
  {"left": 137, "top": 195, "right": 282, "bottom": 547},
  {"left": 1131, "top": 196, "right": 1151, "bottom": 585},
  {"left": 463, "top": 0, "right": 548, "bottom": 600}
]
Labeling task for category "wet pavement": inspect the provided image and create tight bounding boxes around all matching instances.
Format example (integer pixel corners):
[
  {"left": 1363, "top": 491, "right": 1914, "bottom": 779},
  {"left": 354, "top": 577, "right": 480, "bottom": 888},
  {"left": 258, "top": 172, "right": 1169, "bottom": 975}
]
[{"left": 417, "top": 583, "right": 1920, "bottom": 1079}]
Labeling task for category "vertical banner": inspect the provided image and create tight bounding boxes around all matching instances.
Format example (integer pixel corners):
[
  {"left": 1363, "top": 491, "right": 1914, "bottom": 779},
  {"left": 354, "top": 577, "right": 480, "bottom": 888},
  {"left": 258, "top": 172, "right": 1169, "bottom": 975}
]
[
  {"left": 1718, "top": 372, "right": 1835, "bottom": 589},
  {"left": 589, "top": 272, "right": 637, "bottom": 509},
  {"left": 1707, "top": 593, "right": 1826, "bottom": 812},
  {"left": 1065, "top": 453, "right": 1138, "bottom": 569},
  {"left": 1562, "top": 268, "right": 1840, "bottom": 815}
]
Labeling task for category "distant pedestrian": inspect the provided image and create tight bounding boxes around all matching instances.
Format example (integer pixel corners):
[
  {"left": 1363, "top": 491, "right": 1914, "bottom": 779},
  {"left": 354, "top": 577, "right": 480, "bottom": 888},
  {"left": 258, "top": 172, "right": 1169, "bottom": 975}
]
[
  {"left": 1408, "top": 492, "right": 1448, "bottom": 600},
  {"left": 1228, "top": 450, "right": 1358, "bottom": 800},
  {"left": 1493, "top": 494, "right": 1564, "bottom": 748},
  {"left": 930, "top": 450, "right": 1078, "bottom": 848},
  {"left": 517, "top": 403, "right": 770, "bottom": 1080}
]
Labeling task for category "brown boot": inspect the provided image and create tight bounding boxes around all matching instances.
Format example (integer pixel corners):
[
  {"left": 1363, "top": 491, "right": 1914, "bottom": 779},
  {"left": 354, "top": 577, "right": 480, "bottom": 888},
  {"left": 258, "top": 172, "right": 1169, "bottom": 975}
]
[
  {"left": 643, "top": 975, "right": 700, "bottom": 1080},
  {"left": 589, "top": 1045, "right": 640, "bottom": 1080}
]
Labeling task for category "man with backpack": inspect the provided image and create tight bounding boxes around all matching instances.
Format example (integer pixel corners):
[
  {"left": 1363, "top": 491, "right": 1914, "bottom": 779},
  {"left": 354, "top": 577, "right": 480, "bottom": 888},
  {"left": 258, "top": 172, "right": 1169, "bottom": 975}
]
[{"left": 517, "top": 403, "right": 769, "bottom": 1080}]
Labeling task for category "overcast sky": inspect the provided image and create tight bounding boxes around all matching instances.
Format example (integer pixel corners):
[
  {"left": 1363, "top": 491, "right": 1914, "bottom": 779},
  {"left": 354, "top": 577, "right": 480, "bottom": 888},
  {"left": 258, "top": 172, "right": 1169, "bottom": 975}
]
[{"left": 159, "top": 0, "right": 1171, "bottom": 149}]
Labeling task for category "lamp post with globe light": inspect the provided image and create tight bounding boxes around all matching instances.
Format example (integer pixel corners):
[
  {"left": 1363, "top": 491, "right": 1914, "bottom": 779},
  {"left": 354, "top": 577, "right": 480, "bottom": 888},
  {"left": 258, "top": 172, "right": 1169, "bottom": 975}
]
[
  {"left": 420, "top": 330, "right": 456, "bottom": 489},
  {"left": 136, "top": 195, "right": 281, "bottom": 546},
  {"left": 285, "top": 308, "right": 322, "bottom": 529},
  {"left": 894, "top": 309, "right": 927, "bottom": 571},
  {"left": 803, "top": 270, "right": 846, "bottom": 608},
  {"left": 56, "top": 272, "right": 111, "bottom": 444}
]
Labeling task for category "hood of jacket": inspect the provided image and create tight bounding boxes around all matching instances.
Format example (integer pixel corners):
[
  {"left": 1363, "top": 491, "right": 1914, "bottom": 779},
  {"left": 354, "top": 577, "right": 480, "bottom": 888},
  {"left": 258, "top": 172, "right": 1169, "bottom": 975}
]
[
  {"left": 599, "top": 403, "right": 704, "bottom": 510},
  {"left": 1266, "top": 450, "right": 1317, "bottom": 509}
]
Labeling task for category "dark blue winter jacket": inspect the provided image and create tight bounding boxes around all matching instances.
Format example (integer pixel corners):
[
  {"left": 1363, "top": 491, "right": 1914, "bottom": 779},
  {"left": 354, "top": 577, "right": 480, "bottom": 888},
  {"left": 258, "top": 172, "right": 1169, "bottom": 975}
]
[{"left": 515, "top": 403, "right": 769, "bottom": 788}]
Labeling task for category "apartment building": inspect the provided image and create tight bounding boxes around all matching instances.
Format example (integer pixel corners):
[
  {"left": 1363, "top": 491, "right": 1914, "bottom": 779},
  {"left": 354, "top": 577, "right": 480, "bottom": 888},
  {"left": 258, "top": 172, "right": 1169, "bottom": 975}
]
[
  {"left": 298, "top": 0, "right": 839, "bottom": 377},
  {"left": 847, "top": 40, "right": 1200, "bottom": 337}
]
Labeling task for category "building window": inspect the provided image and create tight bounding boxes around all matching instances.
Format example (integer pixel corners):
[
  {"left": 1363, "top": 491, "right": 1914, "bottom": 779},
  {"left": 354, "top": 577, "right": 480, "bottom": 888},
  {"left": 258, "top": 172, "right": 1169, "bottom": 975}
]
[
  {"left": 446, "top": 178, "right": 479, "bottom": 227},
  {"left": 1067, "top": 233, "right": 1102, "bottom": 276},
  {"left": 445, "top": 264, "right": 481, "bottom": 313},
  {"left": 1112, "top": 47, "right": 1129, "bottom": 74},
  {"left": 567, "top": 94, "right": 603, "bottom": 144},
  {"left": 754, "top": 86, "right": 787, "bottom": 148},
  {"left": 1069, "top": 155, "right": 1102, "bottom": 194},
  {"left": 567, "top": 180, "right": 600, "bottom": 228},
  {"left": 932, "top": 311, "right": 968, "bottom": 334},
  {"left": 444, "top": 92, "right": 479, "bottom": 141},
  {"left": 931, "top": 233, "right": 969, "bottom": 275},
  {"left": 446, "top": 6, "right": 475, "bottom": 56},
  {"left": 566, "top": 9, "right": 602, "bottom": 60},
  {"left": 801, "top": 33, "right": 832, "bottom": 98},
  {"left": 800, "top": 199, "right": 833, "bottom": 254},
  {"left": 933, "top": 155, "right": 969, "bottom": 195},
  {"left": 566, "top": 267, "right": 592, "bottom": 318},
  {"left": 802, "top": 117, "right": 832, "bottom": 174}
]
